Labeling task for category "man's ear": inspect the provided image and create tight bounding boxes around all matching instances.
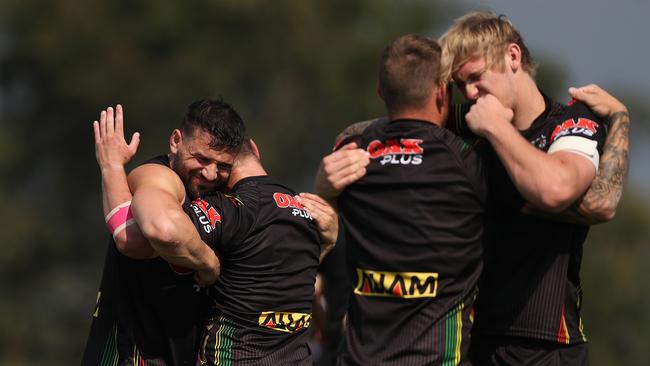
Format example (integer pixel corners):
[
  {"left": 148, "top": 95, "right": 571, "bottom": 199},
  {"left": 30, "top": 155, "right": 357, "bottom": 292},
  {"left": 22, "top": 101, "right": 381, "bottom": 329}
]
[
  {"left": 169, "top": 129, "right": 182, "bottom": 154},
  {"left": 435, "top": 83, "right": 448, "bottom": 111},
  {"left": 505, "top": 43, "right": 522, "bottom": 72},
  {"left": 249, "top": 138, "right": 261, "bottom": 160}
]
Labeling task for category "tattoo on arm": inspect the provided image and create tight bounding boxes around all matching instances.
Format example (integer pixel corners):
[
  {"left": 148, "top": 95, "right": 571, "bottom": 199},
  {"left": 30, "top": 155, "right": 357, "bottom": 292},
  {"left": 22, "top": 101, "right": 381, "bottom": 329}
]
[
  {"left": 579, "top": 112, "right": 630, "bottom": 216},
  {"left": 523, "top": 111, "right": 630, "bottom": 224},
  {"left": 577, "top": 111, "right": 630, "bottom": 220}
]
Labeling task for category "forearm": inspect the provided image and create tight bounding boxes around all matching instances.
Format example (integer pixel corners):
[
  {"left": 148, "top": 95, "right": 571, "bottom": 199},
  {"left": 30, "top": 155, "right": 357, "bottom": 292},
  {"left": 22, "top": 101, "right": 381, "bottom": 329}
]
[
  {"left": 101, "top": 165, "right": 157, "bottom": 257},
  {"left": 149, "top": 213, "right": 219, "bottom": 273},
  {"left": 486, "top": 124, "right": 583, "bottom": 212},
  {"left": 101, "top": 165, "right": 133, "bottom": 216},
  {"left": 576, "top": 111, "right": 629, "bottom": 221}
]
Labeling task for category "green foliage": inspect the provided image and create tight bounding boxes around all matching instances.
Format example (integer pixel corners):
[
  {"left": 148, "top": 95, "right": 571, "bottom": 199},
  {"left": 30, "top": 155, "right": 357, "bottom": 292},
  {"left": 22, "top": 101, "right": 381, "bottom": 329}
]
[
  {"left": 582, "top": 190, "right": 650, "bottom": 366},
  {"left": 1, "top": 1, "right": 648, "bottom": 365},
  {"left": 0, "top": 1, "right": 461, "bottom": 364}
]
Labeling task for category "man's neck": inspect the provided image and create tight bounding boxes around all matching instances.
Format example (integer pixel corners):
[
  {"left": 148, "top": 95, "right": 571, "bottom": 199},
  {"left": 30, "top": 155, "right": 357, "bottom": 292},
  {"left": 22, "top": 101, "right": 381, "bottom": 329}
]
[
  {"left": 227, "top": 155, "right": 267, "bottom": 189},
  {"left": 511, "top": 75, "right": 546, "bottom": 131},
  {"left": 389, "top": 110, "right": 444, "bottom": 127}
]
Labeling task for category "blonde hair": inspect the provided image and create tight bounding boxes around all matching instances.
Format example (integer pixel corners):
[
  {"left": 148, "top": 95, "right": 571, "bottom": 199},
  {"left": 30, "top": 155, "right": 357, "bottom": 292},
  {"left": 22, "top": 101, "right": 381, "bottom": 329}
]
[{"left": 439, "top": 11, "right": 537, "bottom": 82}]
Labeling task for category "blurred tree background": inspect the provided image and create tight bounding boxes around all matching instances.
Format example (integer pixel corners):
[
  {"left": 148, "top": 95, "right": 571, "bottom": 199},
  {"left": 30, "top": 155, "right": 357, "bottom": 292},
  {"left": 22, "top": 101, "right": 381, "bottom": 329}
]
[{"left": 0, "top": 0, "right": 647, "bottom": 365}]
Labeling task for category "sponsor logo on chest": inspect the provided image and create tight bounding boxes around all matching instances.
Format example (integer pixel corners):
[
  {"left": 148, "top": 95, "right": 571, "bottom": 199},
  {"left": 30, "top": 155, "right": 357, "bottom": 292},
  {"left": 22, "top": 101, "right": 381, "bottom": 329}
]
[
  {"left": 191, "top": 198, "right": 222, "bottom": 233},
  {"left": 550, "top": 118, "right": 599, "bottom": 142},
  {"left": 273, "top": 192, "right": 313, "bottom": 220},
  {"left": 367, "top": 138, "right": 424, "bottom": 166}
]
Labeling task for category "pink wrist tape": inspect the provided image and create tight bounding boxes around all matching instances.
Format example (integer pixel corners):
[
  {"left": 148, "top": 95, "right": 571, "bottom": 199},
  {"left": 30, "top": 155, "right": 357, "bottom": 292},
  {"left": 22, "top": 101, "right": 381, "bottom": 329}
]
[{"left": 105, "top": 201, "right": 135, "bottom": 238}]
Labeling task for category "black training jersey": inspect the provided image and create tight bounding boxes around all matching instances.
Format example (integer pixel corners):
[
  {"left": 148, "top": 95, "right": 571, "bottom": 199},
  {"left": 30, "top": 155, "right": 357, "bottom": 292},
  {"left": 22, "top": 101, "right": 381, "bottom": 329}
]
[
  {"left": 82, "top": 155, "right": 205, "bottom": 366},
  {"left": 185, "top": 175, "right": 321, "bottom": 365},
  {"left": 336, "top": 119, "right": 487, "bottom": 365},
  {"left": 460, "top": 95, "right": 608, "bottom": 345}
]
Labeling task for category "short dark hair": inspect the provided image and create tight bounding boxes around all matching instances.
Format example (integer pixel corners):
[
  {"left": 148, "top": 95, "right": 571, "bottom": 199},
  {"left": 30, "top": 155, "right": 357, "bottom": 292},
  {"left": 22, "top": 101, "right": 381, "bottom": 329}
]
[
  {"left": 378, "top": 34, "right": 442, "bottom": 113},
  {"left": 180, "top": 98, "right": 247, "bottom": 153}
]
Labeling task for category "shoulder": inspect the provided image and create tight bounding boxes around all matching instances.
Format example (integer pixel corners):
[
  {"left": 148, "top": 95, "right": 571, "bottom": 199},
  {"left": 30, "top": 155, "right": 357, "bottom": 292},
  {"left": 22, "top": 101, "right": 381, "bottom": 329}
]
[
  {"left": 333, "top": 117, "right": 388, "bottom": 151},
  {"left": 128, "top": 163, "right": 184, "bottom": 200}
]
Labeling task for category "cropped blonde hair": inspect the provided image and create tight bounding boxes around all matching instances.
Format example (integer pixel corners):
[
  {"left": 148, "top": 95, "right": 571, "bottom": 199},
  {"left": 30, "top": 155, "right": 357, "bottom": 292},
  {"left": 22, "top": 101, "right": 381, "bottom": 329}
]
[{"left": 439, "top": 12, "right": 537, "bottom": 82}]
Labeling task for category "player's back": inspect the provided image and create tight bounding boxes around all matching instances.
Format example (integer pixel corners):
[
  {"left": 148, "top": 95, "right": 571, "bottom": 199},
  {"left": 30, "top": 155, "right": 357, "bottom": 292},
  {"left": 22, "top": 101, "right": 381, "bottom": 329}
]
[
  {"left": 186, "top": 175, "right": 321, "bottom": 365},
  {"left": 338, "top": 119, "right": 486, "bottom": 365}
]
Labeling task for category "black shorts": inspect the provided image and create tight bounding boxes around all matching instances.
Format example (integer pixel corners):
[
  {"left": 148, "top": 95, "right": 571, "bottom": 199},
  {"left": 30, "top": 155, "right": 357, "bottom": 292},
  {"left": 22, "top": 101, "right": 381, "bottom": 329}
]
[{"left": 469, "top": 336, "right": 589, "bottom": 366}]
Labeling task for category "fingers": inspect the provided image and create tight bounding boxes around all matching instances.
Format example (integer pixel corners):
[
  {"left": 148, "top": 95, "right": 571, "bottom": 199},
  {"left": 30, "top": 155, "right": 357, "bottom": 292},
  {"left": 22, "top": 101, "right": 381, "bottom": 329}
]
[
  {"left": 106, "top": 107, "right": 115, "bottom": 135},
  {"left": 340, "top": 142, "right": 359, "bottom": 150},
  {"left": 298, "top": 193, "right": 335, "bottom": 222},
  {"left": 115, "top": 104, "right": 124, "bottom": 137},
  {"left": 328, "top": 166, "right": 367, "bottom": 191},
  {"left": 99, "top": 110, "right": 107, "bottom": 138},
  {"left": 128, "top": 132, "right": 141, "bottom": 155},
  {"left": 568, "top": 84, "right": 627, "bottom": 117},
  {"left": 93, "top": 121, "right": 101, "bottom": 143},
  {"left": 323, "top": 149, "right": 370, "bottom": 176}
]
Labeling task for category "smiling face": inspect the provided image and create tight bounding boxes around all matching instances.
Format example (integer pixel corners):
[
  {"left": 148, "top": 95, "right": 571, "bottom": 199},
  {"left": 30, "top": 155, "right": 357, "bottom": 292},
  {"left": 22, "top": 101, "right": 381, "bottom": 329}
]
[{"left": 169, "top": 128, "right": 237, "bottom": 199}]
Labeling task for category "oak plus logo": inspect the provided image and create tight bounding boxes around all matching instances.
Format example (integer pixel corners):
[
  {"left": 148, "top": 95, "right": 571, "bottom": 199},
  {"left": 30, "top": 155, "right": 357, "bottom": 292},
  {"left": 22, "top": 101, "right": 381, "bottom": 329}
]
[
  {"left": 354, "top": 268, "right": 438, "bottom": 299},
  {"left": 367, "top": 138, "right": 424, "bottom": 166},
  {"left": 550, "top": 118, "right": 599, "bottom": 142},
  {"left": 258, "top": 311, "right": 312, "bottom": 333},
  {"left": 190, "top": 198, "right": 221, "bottom": 234},
  {"left": 273, "top": 192, "right": 312, "bottom": 220}
]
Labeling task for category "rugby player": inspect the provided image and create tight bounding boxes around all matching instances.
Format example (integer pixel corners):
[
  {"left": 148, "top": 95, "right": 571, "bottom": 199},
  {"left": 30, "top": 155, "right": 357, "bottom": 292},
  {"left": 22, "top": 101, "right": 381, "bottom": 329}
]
[
  {"left": 86, "top": 102, "right": 337, "bottom": 365},
  {"left": 439, "top": 12, "right": 630, "bottom": 365},
  {"left": 321, "top": 34, "right": 487, "bottom": 365},
  {"left": 318, "top": 15, "right": 629, "bottom": 366},
  {"left": 83, "top": 99, "right": 245, "bottom": 366}
]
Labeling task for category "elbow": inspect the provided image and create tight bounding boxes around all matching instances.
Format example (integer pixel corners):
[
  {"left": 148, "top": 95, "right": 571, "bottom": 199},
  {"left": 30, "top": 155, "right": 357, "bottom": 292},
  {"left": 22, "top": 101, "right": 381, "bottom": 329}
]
[
  {"left": 582, "top": 204, "right": 617, "bottom": 224},
  {"left": 114, "top": 233, "right": 131, "bottom": 255},
  {"left": 536, "top": 185, "right": 577, "bottom": 214}
]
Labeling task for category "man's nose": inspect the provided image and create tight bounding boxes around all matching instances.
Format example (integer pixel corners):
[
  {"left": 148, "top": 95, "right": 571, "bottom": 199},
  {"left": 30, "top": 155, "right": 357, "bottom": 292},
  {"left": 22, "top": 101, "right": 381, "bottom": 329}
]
[{"left": 201, "top": 164, "right": 218, "bottom": 181}]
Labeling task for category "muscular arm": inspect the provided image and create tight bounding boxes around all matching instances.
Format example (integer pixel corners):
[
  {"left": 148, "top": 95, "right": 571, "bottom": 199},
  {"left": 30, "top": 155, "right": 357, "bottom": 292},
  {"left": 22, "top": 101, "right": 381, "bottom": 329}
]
[
  {"left": 572, "top": 85, "right": 630, "bottom": 222},
  {"left": 467, "top": 95, "right": 596, "bottom": 213},
  {"left": 523, "top": 86, "right": 630, "bottom": 224},
  {"left": 128, "top": 164, "right": 220, "bottom": 282},
  {"left": 93, "top": 105, "right": 154, "bottom": 258}
]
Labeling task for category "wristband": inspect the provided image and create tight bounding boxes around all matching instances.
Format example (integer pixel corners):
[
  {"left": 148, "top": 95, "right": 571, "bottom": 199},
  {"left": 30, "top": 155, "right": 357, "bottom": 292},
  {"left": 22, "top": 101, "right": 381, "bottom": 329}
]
[{"left": 105, "top": 201, "right": 135, "bottom": 238}]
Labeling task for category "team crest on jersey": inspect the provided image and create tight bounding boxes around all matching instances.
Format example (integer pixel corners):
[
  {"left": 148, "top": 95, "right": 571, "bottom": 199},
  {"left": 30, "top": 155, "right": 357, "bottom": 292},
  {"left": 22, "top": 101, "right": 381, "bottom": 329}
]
[
  {"left": 258, "top": 311, "right": 312, "bottom": 333},
  {"left": 190, "top": 198, "right": 221, "bottom": 233},
  {"left": 367, "top": 138, "right": 424, "bottom": 166},
  {"left": 550, "top": 118, "right": 599, "bottom": 142},
  {"left": 354, "top": 268, "right": 438, "bottom": 299},
  {"left": 530, "top": 134, "right": 548, "bottom": 149},
  {"left": 273, "top": 192, "right": 313, "bottom": 220},
  {"left": 225, "top": 194, "right": 244, "bottom": 207}
]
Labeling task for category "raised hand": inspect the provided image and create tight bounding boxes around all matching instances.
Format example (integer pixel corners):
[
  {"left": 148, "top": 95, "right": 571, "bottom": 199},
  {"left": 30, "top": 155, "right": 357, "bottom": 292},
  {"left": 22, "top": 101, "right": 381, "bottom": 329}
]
[{"left": 93, "top": 104, "right": 141, "bottom": 170}]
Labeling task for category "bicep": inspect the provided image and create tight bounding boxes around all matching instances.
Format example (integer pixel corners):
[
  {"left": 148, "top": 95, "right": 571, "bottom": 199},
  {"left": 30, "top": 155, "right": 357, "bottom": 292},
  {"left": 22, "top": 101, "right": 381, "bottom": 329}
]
[
  {"left": 548, "top": 150, "right": 597, "bottom": 194},
  {"left": 127, "top": 163, "right": 186, "bottom": 203}
]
